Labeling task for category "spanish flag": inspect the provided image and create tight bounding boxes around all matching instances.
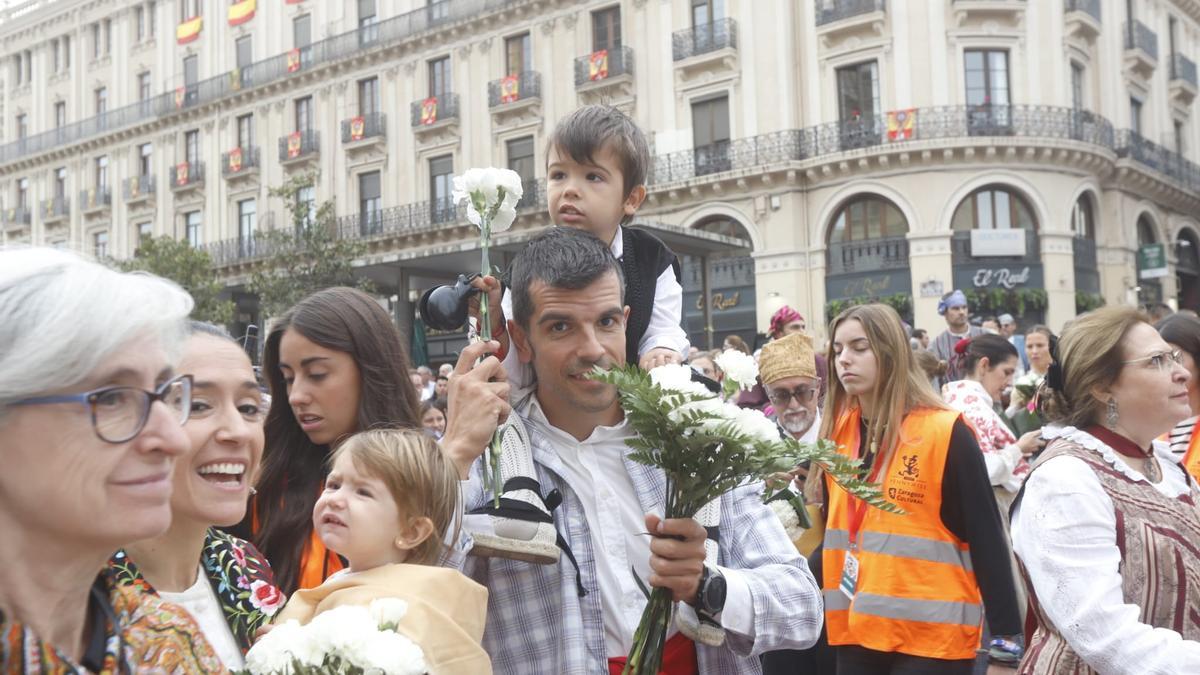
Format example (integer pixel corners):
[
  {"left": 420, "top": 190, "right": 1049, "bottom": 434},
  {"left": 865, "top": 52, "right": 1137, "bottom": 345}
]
[
  {"left": 228, "top": 147, "right": 243, "bottom": 173},
  {"left": 228, "top": 0, "right": 256, "bottom": 26},
  {"left": 887, "top": 109, "right": 916, "bottom": 141},
  {"left": 349, "top": 116, "right": 365, "bottom": 141},
  {"left": 287, "top": 132, "right": 302, "bottom": 158},
  {"left": 176, "top": 162, "right": 190, "bottom": 186},
  {"left": 588, "top": 50, "right": 609, "bottom": 81},
  {"left": 287, "top": 49, "right": 302, "bottom": 73},
  {"left": 420, "top": 97, "right": 438, "bottom": 125},
  {"left": 176, "top": 16, "right": 202, "bottom": 45}
]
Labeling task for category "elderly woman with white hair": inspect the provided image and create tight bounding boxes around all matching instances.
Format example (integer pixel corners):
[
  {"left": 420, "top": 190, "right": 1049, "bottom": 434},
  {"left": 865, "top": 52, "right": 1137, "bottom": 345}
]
[{"left": 0, "top": 248, "right": 223, "bottom": 672}]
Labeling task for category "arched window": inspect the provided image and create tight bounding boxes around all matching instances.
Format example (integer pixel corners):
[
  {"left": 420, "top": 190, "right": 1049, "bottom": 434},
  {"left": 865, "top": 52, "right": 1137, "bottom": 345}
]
[
  {"left": 1071, "top": 195, "right": 1095, "bottom": 240},
  {"left": 1177, "top": 228, "right": 1200, "bottom": 272},
  {"left": 1138, "top": 214, "right": 1158, "bottom": 246},
  {"left": 828, "top": 195, "right": 908, "bottom": 244},
  {"left": 695, "top": 216, "right": 753, "bottom": 245},
  {"left": 951, "top": 185, "right": 1037, "bottom": 230}
]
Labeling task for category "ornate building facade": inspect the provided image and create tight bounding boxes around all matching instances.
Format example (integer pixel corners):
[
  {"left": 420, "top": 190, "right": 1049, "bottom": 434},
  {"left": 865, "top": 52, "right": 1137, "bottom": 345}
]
[{"left": 1, "top": 0, "right": 1198, "bottom": 354}]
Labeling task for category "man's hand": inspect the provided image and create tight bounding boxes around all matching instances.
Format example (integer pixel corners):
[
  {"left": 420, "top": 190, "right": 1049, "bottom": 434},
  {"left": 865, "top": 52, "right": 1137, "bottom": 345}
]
[
  {"left": 639, "top": 347, "right": 683, "bottom": 371},
  {"left": 645, "top": 513, "right": 707, "bottom": 606},
  {"left": 468, "top": 275, "right": 510, "bottom": 357},
  {"left": 440, "top": 340, "right": 510, "bottom": 479}
]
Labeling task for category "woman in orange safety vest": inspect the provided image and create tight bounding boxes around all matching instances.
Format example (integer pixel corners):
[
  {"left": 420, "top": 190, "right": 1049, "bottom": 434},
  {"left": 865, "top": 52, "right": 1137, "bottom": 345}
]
[{"left": 809, "top": 303, "right": 1024, "bottom": 674}]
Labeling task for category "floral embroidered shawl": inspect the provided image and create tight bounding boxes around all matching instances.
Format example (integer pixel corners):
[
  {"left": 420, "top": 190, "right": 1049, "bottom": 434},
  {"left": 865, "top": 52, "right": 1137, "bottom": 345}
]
[
  {"left": 1, "top": 573, "right": 224, "bottom": 673},
  {"left": 108, "top": 528, "right": 284, "bottom": 653}
]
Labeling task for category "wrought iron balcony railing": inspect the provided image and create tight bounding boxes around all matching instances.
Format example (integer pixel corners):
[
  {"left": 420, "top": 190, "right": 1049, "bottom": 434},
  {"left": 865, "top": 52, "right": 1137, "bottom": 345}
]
[
  {"left": 41, "top": 195, "right": 69, "bottom": 220},
  {"left": 79, "top": 186, "right": 112, "bottom": 210},
  {"left": 827, "top": 236, "right": 910, "bottom": 276},
  {"left": 279, "top": 130, "right": 320, "bottom": 161},
  {"left": 487, "top": 71, "right": 542, "bottom": 108},
  {"left": 123, "top": 175, "right": 155, "bottom": 200},
  {"left": 815, "top": 0, "right": 886, "bottom": 27},
  {"left": 3, "top": 205, "right": 32, "bottom": 226},
  {"left": 410, "top": 93, "right": 460, "bottom": 127},
  {"left": 672, "top": 18, "right": 738, "bottom": 61},
  {"left": 1115, "top": 130, "right": 1200, "bottom": 191},
  {"left": 1064, "top": 0, "right": 1101, "bottom": 23},
  {"left": 574, "top": 46, "right": 634, "bottom": 87},
  {"left": 1172, "top": 53, "right": 1198, "bottom": 88},
  {"left": 1125, "top": 20, "right": 1159, "bottom": 61},
  {"left": 341, "top": 112, "right": 387, "bottom": 143},
  {"left": 170, "top": 161, "right": 205, "bottom": 189},
  {"left": 221, "top": 146, "right": 261, "bottom": 177}
]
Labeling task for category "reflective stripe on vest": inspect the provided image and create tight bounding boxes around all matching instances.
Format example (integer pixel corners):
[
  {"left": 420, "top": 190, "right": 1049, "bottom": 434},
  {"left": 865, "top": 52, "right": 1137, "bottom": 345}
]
[
  {"left": 821, "top": 406, "right": 983, "bottom": 661},
  {"left": 825, "top": 528, "right": 973, "bottom": 572},
  {"left": 1184, "top": 427, "right": 1200, "bottom": 483},
  {"left": 822, "top": 591, "right": 982, "bottom": 626}
]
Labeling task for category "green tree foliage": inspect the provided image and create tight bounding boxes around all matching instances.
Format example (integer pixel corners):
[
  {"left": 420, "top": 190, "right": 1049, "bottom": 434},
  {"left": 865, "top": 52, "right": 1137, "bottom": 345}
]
[
  {"left": 249, "top": 171, "right": 374, "bottom": 317},
  {"left": 117, "top": 235, "right": 234, "bottom": 326}
]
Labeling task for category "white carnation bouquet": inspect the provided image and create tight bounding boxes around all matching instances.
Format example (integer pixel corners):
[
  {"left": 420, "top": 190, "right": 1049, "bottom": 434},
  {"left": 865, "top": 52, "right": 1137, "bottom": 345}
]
[
  {"left": 590, "top": 351, "right": 896, "bottom": 675},
  {"left": 452, "top": 167, "right": 524, "bottom": 508},
  {"left": 241, "top": 599, "right": 426, "bottom": 675}
]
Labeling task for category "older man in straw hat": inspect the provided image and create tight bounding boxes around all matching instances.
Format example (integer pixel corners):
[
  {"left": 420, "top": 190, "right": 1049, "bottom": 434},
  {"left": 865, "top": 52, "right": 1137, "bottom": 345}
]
[{"left": 760, "top": 332, "right": 822, "bottom": 444}]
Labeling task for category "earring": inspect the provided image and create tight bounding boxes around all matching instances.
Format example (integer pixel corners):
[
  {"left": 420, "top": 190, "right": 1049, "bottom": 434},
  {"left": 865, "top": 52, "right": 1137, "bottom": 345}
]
[{"left": 1105, "top": 399, "right": 1119, "bottom": 429}]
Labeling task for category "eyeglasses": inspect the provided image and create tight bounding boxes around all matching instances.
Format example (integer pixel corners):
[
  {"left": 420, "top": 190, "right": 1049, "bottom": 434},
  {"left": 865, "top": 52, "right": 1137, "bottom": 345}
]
[
  {"left": 11, "top": 375, "right": 193, "bottom": 443},
  {"left": 1122, "top": 349, "right": 1185, "bottom": 373},
  {"left": 767, "top": 386, "right": 818, "bottom": 407}
]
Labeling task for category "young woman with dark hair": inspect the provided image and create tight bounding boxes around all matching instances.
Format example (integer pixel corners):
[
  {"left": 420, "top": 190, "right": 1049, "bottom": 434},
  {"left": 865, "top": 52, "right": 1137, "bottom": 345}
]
[{"left": 239, "top": 287, "right": 508, "bottom": 595}]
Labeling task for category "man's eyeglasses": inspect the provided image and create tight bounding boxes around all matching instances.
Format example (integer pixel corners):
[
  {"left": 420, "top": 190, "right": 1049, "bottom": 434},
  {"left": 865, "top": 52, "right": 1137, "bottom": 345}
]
[
  {"left": 1122, "top": 349, "right": 1184, "bottom": 373},
  {"left": 767, "top": 386, "right": 818, "bottom": 407},
  {"left": 11, "top": 375, "right": 193, "bottom": 444}
]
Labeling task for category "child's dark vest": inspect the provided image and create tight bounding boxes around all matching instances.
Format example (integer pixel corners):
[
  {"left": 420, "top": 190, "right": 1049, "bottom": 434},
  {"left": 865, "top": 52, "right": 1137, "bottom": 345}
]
[{"left": 620, "top": 227, "right": 681, "bottom": 365}]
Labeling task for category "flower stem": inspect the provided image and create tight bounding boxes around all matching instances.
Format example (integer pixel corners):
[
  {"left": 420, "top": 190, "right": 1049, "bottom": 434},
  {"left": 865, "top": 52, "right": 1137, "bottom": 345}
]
[{"left": 478, "top": 220, "right": 502, "bottom": 509}]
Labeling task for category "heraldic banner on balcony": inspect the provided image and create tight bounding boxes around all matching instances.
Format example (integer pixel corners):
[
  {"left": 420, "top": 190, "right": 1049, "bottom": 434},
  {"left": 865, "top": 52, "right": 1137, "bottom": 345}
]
[
  {"left": 288, "top": 132, "right": 302, "bottom": 158},
  {"left": 176, "top": 16, "right": 202, "bottom": 45},
  {"left": 174, "top": 87, "right": 185, "bottom": 109},
  {"left": 887, "top": 109, "right": 916, "bottom": 141},
  {"left": 421, "top": 97, "right": 439, "bottom": 125},
  {"left": 176, "top": 163, "right": 189, "bottom": 186},
  {"left": 350, "top": 116, "right": 366, "bottom": 140},
  {"left": 589, "top": 50, "right": 609, "bottom": 81},
  {"left": 500, "top": 75, "right": 520, "bottom": 103},
  {"left": 287, "top": 49, "right": 302, "bottom": 73},
  {"left": 228, "top": 148, "right": 243, "bottom": 173},
  {"left": 228, "top": 0, "right": 256, "bottom": 26},
  {"left": 127, "top": 176, "right": 139, "bottom": 197}
]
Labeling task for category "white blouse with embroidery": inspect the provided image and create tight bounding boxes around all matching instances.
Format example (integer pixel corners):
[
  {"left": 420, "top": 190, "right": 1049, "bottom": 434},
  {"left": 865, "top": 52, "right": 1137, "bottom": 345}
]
[
  {"left": 1011, "top": 427, "right": 1200, "bottom": 674},
  {"left": 942, "top": 379, "right": 1029, "bottom": 493}
]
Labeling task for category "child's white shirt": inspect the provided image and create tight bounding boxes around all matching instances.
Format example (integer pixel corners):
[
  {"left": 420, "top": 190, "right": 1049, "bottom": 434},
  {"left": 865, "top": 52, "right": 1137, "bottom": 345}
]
[{"left": 498, "top": 225, "right": 690, "bottom": 393}]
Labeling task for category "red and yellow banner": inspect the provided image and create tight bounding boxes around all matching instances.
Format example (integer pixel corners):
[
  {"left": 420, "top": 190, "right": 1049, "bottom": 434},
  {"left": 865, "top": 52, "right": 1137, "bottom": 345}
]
[
  {"left": 350, "top": 116, "right": 365, "bottom": 140},
  {"left": 287, "top": 49, "right": 302, "bottom": 73},
  {"left": 176, "top": 163, "right": 189, "bottom": 186},
  {"left": 887, "top": 109, "right": 916, "bottom": 141},
  {"left": 127, "top": 176, "right": 139, "bottom": 197},
  {"left": 176, "top": 16, "right": 202, "bottom": 45},
  {"left": 228, "top": 148, "right": 243, "bottom": 173},
  {"left": 500, "top": 75, "right": 520, "bottom": 104},
  {"left": 420, "top": 97, "right": 438, "bottom": 125},
  {"left": 229, "top": 68, "right": 243, "bottom": 91},
  {"left": 589, "top": 50, "right": 609, "bottom": 81},
  {"left": 228, "top": 0, "right": 256, "bottom": 26},
  {"left": 287, "top": 132, "right": 302, "bottom": 158},
  {"left": 174, "top": 87, "right": 186, "bottom": 108}
]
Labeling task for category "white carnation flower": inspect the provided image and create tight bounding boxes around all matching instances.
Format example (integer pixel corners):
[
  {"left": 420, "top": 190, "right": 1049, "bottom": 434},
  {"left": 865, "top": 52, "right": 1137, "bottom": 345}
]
[
  {"left": 650, "top": 363, "right": 711, "bottom": 397},
  {"left": 307, "top": 605, "right": 377, "bottom": 663},
  {"left": 452, "top": 167, "right": 524, "bottom": 232},
  {"left": 245, "top": 620, "right": 320, "bottom": 673},
  {"left": 714, "top": 349, "right": 758, "bottom": 391},
  {"left": 726, "top": 404, "right": 781, "bottom": 444},
  {"left": 367, "top": 597, "right": 410, "bottom": 629},
  {"left": 354, "top": 629, "right": 428, "bottom": 675},
  {"left": 769, "top": 499, "right": 804, "bottom": 541}
]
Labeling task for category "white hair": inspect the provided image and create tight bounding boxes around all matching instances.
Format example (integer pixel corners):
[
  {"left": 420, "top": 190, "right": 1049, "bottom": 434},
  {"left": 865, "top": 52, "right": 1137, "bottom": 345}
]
[{"left": 0, "top": 247, "right": 195, "bottom": 416}]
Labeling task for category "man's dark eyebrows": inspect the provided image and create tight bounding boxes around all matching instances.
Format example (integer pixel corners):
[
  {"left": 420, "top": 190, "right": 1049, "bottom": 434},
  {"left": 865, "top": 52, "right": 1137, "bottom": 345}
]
[
  {"left": 537, "top": 311, "right": 573, "bottom": 326},
  {"left": 599, "top": 306, "right": 624, "bottom": 321}
]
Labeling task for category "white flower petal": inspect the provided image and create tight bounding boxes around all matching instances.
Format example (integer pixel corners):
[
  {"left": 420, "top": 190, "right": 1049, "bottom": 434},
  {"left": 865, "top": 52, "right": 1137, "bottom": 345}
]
[{"left": 714, "top": 350, "right": 759, "bottom": 390}]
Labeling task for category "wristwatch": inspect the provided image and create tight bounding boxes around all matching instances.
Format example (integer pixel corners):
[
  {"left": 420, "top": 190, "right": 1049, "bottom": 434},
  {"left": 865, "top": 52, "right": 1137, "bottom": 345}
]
[{"left": 697, "top": 565, "right": 727, "bottom": 615}]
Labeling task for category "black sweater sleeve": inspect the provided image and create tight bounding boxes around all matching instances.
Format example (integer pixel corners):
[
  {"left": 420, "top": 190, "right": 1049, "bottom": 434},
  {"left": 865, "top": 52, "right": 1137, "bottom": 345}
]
[{"left": 940, "top": 418, "right": 1023, "bottom": 636}]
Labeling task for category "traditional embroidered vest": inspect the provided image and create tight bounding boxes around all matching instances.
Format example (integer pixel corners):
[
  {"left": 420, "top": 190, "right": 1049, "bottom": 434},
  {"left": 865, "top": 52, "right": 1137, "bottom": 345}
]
[
  {"left": 822, "top": 407, "right": 984, "bottom": 661},
  {"left": 1014, "top": 434, "right": 1200, "bottom": 675},
  {"left": 620, "top": 227, "right": 680, "bottom": 364}
]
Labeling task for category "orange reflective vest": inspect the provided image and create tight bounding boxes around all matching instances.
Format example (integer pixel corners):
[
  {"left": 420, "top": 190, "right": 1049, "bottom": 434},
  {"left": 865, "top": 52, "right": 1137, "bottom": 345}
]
[
  {"left": 1183, "top": 426, "right": 1200, "bottom": 483},
  {"left": 822, "top": 406, "right": 983, "bottom": 661}
]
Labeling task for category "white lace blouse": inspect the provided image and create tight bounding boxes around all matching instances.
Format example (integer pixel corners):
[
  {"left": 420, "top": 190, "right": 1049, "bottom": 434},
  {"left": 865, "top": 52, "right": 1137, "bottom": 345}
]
[{"left": 1011, "top": 427, "right": 1200, "bottom": 674}]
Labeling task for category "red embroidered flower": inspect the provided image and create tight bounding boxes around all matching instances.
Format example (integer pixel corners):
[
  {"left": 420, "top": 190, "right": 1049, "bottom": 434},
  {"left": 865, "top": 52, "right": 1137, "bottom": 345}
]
[
  {"left": 230, "top": 544, "right": 247, "bottom": 568},
  {"left": 248, "top": 580, "right": 285, "bottom": 615}
]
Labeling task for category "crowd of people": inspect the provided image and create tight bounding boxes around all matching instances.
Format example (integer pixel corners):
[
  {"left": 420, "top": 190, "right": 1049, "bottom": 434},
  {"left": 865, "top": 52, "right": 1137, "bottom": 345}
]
[{"left": 2, "top": 103, "right": 1199, "bottom": 675}]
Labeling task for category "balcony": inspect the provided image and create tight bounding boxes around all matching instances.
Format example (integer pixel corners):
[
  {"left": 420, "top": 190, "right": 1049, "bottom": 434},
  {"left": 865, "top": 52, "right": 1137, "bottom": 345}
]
[
  {"left": 123, "top": 175, "right": 155, "bottom": 204},
  {"left": 2, "top": 205, "right": 31, "bottom": 230},
  {"left": 1170, "top": 53, "right": 1198, "bottom": 107},
  {"left": 487, "top": 72, "right": 542, "bottom": 125},
  {"left": 1115, "top": 129, "right": 1200, "bottom": 192},
  {"left": 827, "top": 236, "right": 910, "bottom": 276},
  {"left": 171, "top": 161, "right": 205, "bottom": 192},
  {"left": 79, "top": 187, "right": 112, "bottom": 215},
  {"left": 950, "top": 0, "right": 1025, "bottom": 27},
  {"left": 672, "top": 19, "right": 738, "bottom": 80},
  {"left": 222, "top": 146, "right": 261, "bottom": 180},
  {"left": 410, "top": 94, "right": 461, "bottom": 142},
  {"left": 574, "top": 46, "right": 635, "bottom": 104},
  {"left": 966, "top": 104, "right": 1014, "bottom": 137},
  {"left": 341, "top": 112, "right": 386, "bottom": 151},
  {"left": 40, "top": 196, "right": 69, "bottom": 224},
  {"left": 1124, "top": 20, "right": 1159, "bottom": 79},
  {"left": 279, "top": 130, "right": 320, "bottom": 165},
  {"left": 814, "top": 0, "right": 886, "bottom": 39},
  {"left": 1064, "top": 0, "right": 1101, "bottom": 40}
]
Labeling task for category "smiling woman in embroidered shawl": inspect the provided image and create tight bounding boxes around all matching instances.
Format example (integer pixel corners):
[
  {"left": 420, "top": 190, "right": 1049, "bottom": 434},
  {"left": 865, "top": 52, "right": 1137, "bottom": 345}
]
[
  {"left": 0, "top": 248, "right": 222, "bottom": 673},
  {"left": 1011, "top": 306, "right": 1200, "bottom": 674},
  {"left": 108, "top": 322, "right": 281, "bottom": 670}
]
